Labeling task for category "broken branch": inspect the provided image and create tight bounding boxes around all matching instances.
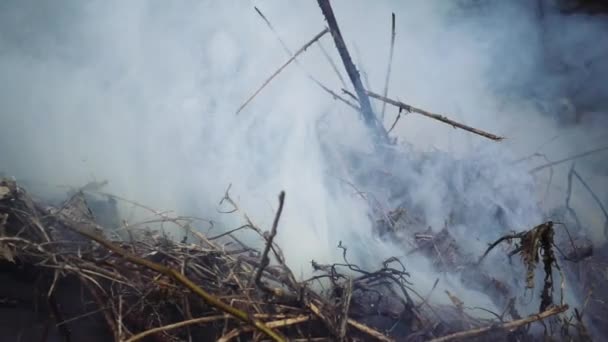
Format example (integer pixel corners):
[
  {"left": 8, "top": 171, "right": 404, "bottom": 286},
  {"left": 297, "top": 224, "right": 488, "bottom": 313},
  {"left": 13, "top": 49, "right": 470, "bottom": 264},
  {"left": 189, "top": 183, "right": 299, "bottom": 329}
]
[
  {"left": 252, "top": 191, "right": 286, "bottom": 289},
  {"left": 571, "top": 167, "right": 608, "bottom": 237},
  {"left": 236, "top": 27, "right": 329, "bottom": 115},
  {"left": 66, "top": 224, "right": 286, "bottom": 342},
  {"left": 427, "top": 305, "right": 569, "bottom": 342},
  {"left": 316, "top": 0, "right": 389, "bottom": 145},
  {"left": 380, "top": 13, "right": 396, "bottom": 121},
  {"left": 253, "top": 6, "right": 357, "bottom": 110},
  {"left": 530, "top": 145, "right": 608, "bottom": 173},
  {"left": 367, "top": 90, "right": 504, "bottom": 141}
]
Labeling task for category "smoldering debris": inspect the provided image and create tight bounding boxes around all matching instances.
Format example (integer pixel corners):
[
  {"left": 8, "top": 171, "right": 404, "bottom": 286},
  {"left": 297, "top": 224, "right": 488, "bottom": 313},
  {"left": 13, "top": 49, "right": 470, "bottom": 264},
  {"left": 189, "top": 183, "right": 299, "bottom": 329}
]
[
  {"left": 1, "top": 0, "right": 607, "bottom": 341},
  {"left": 2, "top": 177, "right": 592, "bottom": 342}
]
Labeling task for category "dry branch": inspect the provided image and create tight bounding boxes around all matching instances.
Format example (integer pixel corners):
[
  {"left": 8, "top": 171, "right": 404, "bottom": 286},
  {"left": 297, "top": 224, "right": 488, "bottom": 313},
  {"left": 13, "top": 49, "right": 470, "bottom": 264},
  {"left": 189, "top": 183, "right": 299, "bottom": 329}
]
[
  {"left": 427, "top": 305, "right": 569, "bottom": 342},
  {"left": 0, "top": 172, "right": 594, "bottom": 342},
  {"left": 529, "top": 145, "right": 608, "bottom": 173},
  {"left": 380, "top": 13, "right": 396, "bottom": 121},
  {"left": 253, "top": 6, "right": 357, "bottom": 110},
  {"left": 316, "top": 0, "right": 389, "bottom": 145},
  {"left": 236, "top": 27, "right": 329, "bottom": 115},
  {"left": 124, "top": 315, "right": 226, "bottom": 342},
  {"left": 218, "top": 315, "right": 310, "bottom": 342},
  {"left": 252, "top": 191, "right": 285, "bottom": 289},
  {"left": 570, "top": 167, "right": 608, "bottom": 238},
  {"left": 367, "top": 90, "right": 504, "bottom": 141},
  {"left": 317, "top": 40, "right": 348, "bottom": 88}
]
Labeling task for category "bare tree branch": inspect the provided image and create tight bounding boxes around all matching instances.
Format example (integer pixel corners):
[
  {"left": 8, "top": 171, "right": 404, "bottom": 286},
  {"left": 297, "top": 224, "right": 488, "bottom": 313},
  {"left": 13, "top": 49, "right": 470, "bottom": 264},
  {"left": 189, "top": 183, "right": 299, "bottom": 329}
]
[
  {"left": 380, "top": 13, "right": 396, "bottom": 121},
  {"left": 367, "top": 90, "right": 504, "bottom": 141},
  {"left": 316, "top": 0, "right": 389, "bottom": 146},
  {"left": 236, "top": 28, "right": 329, "bottom": 115}
]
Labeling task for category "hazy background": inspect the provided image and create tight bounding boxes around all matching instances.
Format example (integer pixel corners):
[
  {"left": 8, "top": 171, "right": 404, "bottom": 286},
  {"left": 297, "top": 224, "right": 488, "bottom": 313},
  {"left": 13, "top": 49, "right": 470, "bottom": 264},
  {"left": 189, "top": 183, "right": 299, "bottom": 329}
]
[{"left": 0, "top": 0, "right": 606, "bottom": 315}]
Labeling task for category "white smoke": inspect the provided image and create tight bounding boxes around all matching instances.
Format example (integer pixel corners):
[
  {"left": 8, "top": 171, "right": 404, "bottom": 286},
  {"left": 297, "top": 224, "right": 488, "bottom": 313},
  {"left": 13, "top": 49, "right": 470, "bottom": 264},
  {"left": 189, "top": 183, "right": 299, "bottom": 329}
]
[{"left": 0, "top": 0, "right": 606, "bottom": 319}]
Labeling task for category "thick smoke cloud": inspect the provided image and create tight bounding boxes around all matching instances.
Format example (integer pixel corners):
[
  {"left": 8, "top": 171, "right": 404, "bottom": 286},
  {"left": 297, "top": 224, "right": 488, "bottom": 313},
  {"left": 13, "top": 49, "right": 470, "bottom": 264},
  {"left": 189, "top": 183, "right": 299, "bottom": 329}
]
[{"left": 0, "top": 0, "right": 606, "bottom": 316}]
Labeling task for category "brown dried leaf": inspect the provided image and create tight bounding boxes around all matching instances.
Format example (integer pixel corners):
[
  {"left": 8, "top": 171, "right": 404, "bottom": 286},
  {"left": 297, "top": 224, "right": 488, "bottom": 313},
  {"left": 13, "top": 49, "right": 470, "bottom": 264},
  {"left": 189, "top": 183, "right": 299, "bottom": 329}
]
[
  {"left": 445, "top": 290, "right": 464, "bottom": 311},
  {"left": 0, "top": 244, "right": 15, "bottom": 263},
  {"left": 0, "top": 186, "right": 10, "bottom": 200}
]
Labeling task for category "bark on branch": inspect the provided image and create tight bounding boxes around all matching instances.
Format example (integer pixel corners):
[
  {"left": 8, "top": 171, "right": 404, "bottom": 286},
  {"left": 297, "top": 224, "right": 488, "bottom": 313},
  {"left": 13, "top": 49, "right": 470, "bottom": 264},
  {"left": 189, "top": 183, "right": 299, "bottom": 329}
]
[
  {"left": 316, "top": 0, "right": 389, "bottom": 146},
  {"left": 428, "top": 305, "right": 568, "bottom": 342},
  {"left": 367, "top": 90, "right": 504, "bottom": 141}
]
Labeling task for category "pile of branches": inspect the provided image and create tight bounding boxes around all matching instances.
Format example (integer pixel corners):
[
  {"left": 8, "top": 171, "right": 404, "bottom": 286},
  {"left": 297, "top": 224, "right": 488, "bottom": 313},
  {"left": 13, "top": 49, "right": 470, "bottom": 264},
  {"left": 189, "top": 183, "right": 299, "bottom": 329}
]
[{"left": 0, "top": 178, "right": 581, "bottom": 342}]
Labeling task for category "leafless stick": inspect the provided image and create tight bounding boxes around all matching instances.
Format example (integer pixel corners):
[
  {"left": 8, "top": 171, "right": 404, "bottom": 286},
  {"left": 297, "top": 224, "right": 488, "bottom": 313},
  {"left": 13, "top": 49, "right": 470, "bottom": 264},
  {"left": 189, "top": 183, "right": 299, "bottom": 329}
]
[
  {"left": 218, "top": 315, "right": 310, "bottom": 342},
  {"left": 530, "top": 145, "right": 608, "bottom": 173},
  {"left": 312, "top": 79, "right": 359, "bottom": 110},
  {"left": 566, "top": 164, "right": 583, "bottom": 232},
  {"left": 380, "top": 13, "right": 396, "bottom": 121},
  {"left": 317, "top": 40, "right": 348, "bottom": 88},
  {"left": 316, "top": 0, "right": 389, "bottom": 145},
  {"left": 416, "top": 278, "right": 439, "bottom": 310},
  {"left": 253, "top": 7, "right": 357, "bottom": 111},
  {"left": 367, "top": 90, "right": 504, "bottom": 141},
  {"left": 338, "top": 279, "right": 353, "bottom": 341},
  {"left": 571, "top": 167, "right": 608, "bottom": 237},
  {"left": 478, "top": 233, "right": 522, "bottom": 264},
  {"left": 82, "top": 279, "right": 119, "bottom": 341},
  {"left": 341, "top": 88, "right": 358, "bottom": 102},
  {"left": 118, "top": 294, "right": 124, "bottom": 341},
  {"left": 124, "top": 315, "right": 226, "bottom": 342},
  {"left": 347, "top": 319, "right": 394, "bottom": 342},
  {"left": 427, "top": 305, "right": 568, "bottom": 342},
  {"left": 387, "top": 108, "right": 403, "bottom": 134},
  {"left": 236, "top": 28, "right": 329, "bottom": 114},
  {"left": 253, "top": 191, "right": 285, "bottom": 288},
  {"left": 353, "top": 43, "right": 373, "bottom": 95}
]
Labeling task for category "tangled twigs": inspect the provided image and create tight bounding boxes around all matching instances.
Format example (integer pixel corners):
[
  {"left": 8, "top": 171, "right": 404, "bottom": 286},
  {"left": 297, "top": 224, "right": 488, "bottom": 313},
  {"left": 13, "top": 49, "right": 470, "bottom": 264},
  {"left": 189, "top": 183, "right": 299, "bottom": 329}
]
[
  {"left": 65, "top": 224, "right": 287, "bottom": 342},
  {"left": 427, "top": 305, "right": 569, "bottom": 342},
  {"left": 366, "top": 90, "right": 504, "bottom": 141}
]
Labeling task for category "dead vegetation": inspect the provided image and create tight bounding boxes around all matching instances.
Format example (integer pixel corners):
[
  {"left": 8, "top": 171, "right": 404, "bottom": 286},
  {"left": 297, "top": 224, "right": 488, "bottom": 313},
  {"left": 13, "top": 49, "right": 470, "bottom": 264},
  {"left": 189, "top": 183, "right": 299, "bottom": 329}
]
[
  {"left": 2, "top": 1, "right": 607, "bottom": 341},
  {"left": 0, "top": 177, "right": 597, "bottom": 341}
]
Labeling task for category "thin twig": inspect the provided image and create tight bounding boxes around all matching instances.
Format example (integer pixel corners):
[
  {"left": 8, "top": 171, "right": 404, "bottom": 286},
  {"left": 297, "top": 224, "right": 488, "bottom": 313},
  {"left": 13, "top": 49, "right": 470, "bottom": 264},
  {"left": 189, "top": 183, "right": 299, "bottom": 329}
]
[
  {"left": 317, "top": 40, "right": 348, "bottom": 88},
  {"left": 366, "top": 90, "right": 504, "bottom": 141},
  {"left": 338, "top": 279, "right": 353, "bottom": 341},
  {"left": 427, "top": 305, "right": 569, "bottom": 342},
  {"left": 530, "top": 145, "right": 608, "bottom": 173},
  {"left": 347, "top": 318, "right": 395, "bottom": 342},
  {"left": 218, "top": 315, "right": 310, "bottom": 342},
  {"left": 380, "top": 13, "right": 396, "bottom": 121},
  {"left": 387, "top": 107, "right": 404, "bottom": 134},
  {"left": 252, "top": 191, "right": 286, "bottom": 288},
  {"left": 566, "top": 164, "right": 583, "bottom": 233},
  {"left": 571, "top": 167, "right": 608, "bottom": 237},
  {"left": 124, "top": 315, "right": 226, "bottom": 342},
  {"left": 236, "top": 28, "right": 329, "bottom": 114},
  {"left": 253, "top": 6, "right": 356, "bottom": 110}
]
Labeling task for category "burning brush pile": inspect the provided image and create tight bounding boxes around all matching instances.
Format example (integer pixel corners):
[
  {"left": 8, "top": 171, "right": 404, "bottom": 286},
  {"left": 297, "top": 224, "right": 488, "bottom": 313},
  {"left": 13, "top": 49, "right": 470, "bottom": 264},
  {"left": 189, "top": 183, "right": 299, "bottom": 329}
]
[
  {"left": 1, "top": 1, "right": 607, "bottom": 341},
  {"left": 0, "top": 175, "right": 598, "bottom": 342}
]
